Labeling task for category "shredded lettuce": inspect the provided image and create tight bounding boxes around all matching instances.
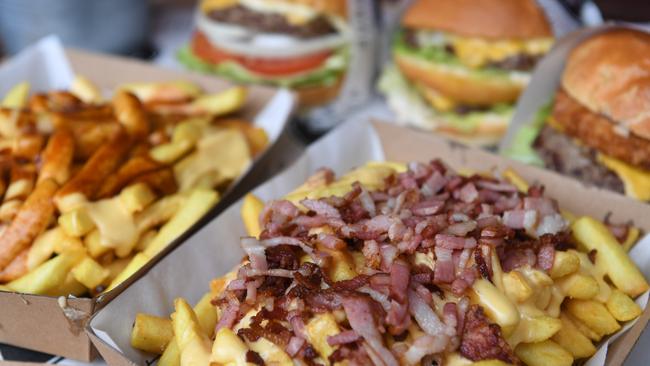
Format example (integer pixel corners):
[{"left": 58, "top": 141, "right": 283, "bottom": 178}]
[
  {"left": 503, "top": 102, "right": 552, "bottom": 166},
  {"left": 177, "top": 45, "right": 348, "bottom": 88},
  {"left": 377, "top": 64, "right": 513, "bottom": 133},
  {"left": 393, "top": 30, "right": 519, "bottom": 80}
]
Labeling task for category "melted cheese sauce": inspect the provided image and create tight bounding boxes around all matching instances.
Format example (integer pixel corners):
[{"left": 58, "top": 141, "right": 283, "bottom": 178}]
[{"left": 85, "top": 197, "right": 138, "bottom": 250}]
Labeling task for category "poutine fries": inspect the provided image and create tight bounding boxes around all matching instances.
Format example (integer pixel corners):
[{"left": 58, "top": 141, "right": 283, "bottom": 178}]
[
  {"left": 0, "top": 78, "right": 268, "bottom": 296},
  {"left": 133, "top": 161, "right": 648, "bottom": 365}
]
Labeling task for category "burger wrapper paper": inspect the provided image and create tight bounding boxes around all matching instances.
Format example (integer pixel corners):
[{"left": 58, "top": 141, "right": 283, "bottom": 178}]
[
  {"left": 0, "top": 35, "right": 296, "bottom": 360},
  {"left": 88, "top": 119, "right": 650, "bottom": 366}
]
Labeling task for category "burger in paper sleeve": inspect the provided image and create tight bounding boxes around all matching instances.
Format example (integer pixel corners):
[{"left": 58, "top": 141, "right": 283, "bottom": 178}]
[
  {"left": 180, "top": 0, "right": 349, "bottom": 108},
  {"left": 379, "top": 0, "right": 554, "bottom": 146},
  {"left": 506, "top": 29, "right": 650, "bottom": 202}
]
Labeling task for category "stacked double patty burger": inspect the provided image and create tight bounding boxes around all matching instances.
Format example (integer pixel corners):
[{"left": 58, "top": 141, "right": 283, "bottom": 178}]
[
  {"left": 181, "top": 0, "right": 349, "bottom": 108},
  {"left": 379, "top": 0, "right": 554, "bottom": 146},
  {"left": 507, "top": 29, "right": 650, "bottom": 202}
]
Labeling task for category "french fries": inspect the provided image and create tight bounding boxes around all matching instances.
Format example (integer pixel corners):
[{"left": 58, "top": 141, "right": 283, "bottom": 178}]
[
  {"left": 131, "top": 160, "right": 650, "bottom": 366},
  {"left": 0, "top": 79, "right": 266, "bottom": 299},
  {"left": 131, "top": 313, "right": 174, "bottom": 354}
]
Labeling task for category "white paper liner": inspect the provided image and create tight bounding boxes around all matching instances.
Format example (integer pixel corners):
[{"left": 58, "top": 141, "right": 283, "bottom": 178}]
[
  {"left": 0, "top": 35, "right": 74, "bottom": 95},
  {"left": 90, "top": 119, "right": 650, "bottom": 365}
]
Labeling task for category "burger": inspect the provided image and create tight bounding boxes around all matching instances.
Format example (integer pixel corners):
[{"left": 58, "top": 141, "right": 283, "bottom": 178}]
[
  {"left": 379, "top": 0, "right": 554, "bottom": 146},
  {"left": 506, "top": 29, "right": 650, "bottom": 201},
  {"left": 180, "top": 0, "right": 350, "bottom": 108}
]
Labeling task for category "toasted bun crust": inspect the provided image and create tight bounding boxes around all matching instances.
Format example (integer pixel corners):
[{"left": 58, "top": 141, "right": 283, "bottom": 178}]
[
  {"left": 395, "top": 53, "right": 526, "bottom": 106},
  {"left": 562, "top": 29, "right": 650, "bottom": 141},
  {"left": 402, "top": 0, "right": 552, "bottom": 40},
  {"left": 295, "top": 73, "right": 344, "bottom": 109}
]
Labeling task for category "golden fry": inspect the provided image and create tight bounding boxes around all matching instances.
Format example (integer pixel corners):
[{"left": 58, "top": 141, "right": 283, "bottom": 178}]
[{"left": 131, "top": 313, "right": 174, "bottom": 354}]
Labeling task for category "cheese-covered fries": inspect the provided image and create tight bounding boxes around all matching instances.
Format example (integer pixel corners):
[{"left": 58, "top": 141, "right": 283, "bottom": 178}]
[
  {"left": 0, "top": 78, "right": 267, "bottom": 296},
  {"left": 132, "top": 161, "right": 648, "bottom": 365}
]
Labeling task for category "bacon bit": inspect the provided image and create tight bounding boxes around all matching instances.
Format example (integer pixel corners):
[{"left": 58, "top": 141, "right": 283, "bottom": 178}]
[
  {"left": 246, "top": 350, "right": 265, "bottom": 366},
  {"left": 460, "top": 305, "right": 520, "bottom": 365},
  {"left": 500, "top": 248, "right": 537, "bottom": 273},
  {"left": 317, "top": 232, "right": 346, "bottom": 250},
  {"left": 342, "top": 296, "right": 399, "bottom": 366},
  {"left": 301, "top": 199, "right": 341, "bottom": 219},
  {"left": 404, "top": 334, "right": 450, "bottom": 365},
  {"left": 389, "top": 261, "right": 410, "bottom": 303},
  {"left": 380, "top": 245, "right": 399, "bottom": 270},
  {"left": 411, "top": 200, "right": 445, "bottom": 216},
  {"left": 215, "top": 302, "right": 239, "bottom": 332},
  {"left": 286, "top": 336, "right": 305, "bottom": 357},
  {"left": 327, "top": 330, "right": 361, "bottom": 346},
  {"left": 459, "top": 182, "right": 479, "bottom": 203},
  {"left": 537, "top": 244, "right": 555, "bottom": 271},
  {"left": 408, "top": 290, "right": 451, "bottom": 337},
  {"left": 476, "top": 180, "right": 518, "bottom": 193},
  {"left": 444, "top": 220, "right": 477, "bottom": 237},
  {"left": 241, "top": 237, "right": 268, "bottom": 272},
  {"left": 523, "top": 197, "right": 556, "bottom": 216},
  {"left": 434, "top": 247, "right": 455, "bottom": 283},
  {"left": 362, "top": 240, "right": 381, "bottom": 269},
  {"left": 475, "top": 248, "right": 492, "bottom": 281},
  {"left": 502, "top": 210, "right": 537, "bottom": 230},
  {"left": 435, "top": 234, "right": 477, "bottom": 250}
]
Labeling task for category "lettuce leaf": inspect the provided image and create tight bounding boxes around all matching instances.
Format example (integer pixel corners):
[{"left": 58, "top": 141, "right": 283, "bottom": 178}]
[
  {"left": 502, "top": 102, "right": 552, "bottom": 166},
  {"left": 177, "top": 46, "right": 348, "bottom": 88},
  {"left": 392, "top": 30, "right": 518, "bottom": 80}
]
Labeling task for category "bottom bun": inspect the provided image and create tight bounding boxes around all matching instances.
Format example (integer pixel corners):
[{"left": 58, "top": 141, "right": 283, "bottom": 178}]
[
  {"left": 378, "top": 65, "right": 511, "bottom": 147},
  {"left": 295, "top": 73, "right": 345, "bottom": 110}
]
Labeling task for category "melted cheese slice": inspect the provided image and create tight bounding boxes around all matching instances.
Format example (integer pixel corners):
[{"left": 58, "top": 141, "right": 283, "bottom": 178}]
[
  {"left": 85, "top": 197, "right": 138, "bottom": 251},
  {"left": 597, "top": 153, "right": 650, "bottom": 201},
  {"left": 449, "top": 36, "right": 553, "bottom": 69}
]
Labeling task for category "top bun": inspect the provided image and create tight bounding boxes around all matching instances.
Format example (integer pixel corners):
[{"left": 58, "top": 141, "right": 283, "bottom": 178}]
[
  {"left": 283, "top": 0, "right": 347, "bottom": 19},
  {"left": 562, "top": 29, "right": 650, "bottom": 140},
  {"left": 402, "top": 0, "right": 552, "bottom": 40}
]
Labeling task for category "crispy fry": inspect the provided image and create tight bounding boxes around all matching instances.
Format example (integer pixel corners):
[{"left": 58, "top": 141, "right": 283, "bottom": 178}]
[
  {"left": 556, "top": 273, "right": 599, "bottom": 300},
  {"left": 515, "top": 340, "right": 573, "bottom": 366},
  {"left": 548, "top": 250, "right": 580, "bottom": 279},
  {"left": 606, "top": 289, "right": 642, "bottom": 322},
  {"left": 217, "top": 119, "right": 269, "bottom": 157},
  {"left": 44, "top": 272, "right": 87, "bottom": 297},
  {"left": 58, "top": 208, "right": 95, "bottom": 237},
  {"left": 113, "top": 90, "right": 150, "bottom": 140},
  {"left": 6, "top": 248, "right": 84, "bottom": 294},
  {"left": 39, "top": 128, "right": 74, "bottom": 185},
  {"left": 133, "top": 167, "right": 178, "bottom": 196},
  {"left": 12, "top": 134, "right": 45, "bottom": 161},
  {"left": 96, "top": 155, "right": 162, "bottom": 198},
  {"left": 119, "top": 183, "right": 156, "bottom": 214},
  {"left": 70, "top": 75, "right": 102, "bottom": 104},
  {"left": 551, "top": 313, "right": 597, "bottom": 359},
  {"left": 55, "top": 132, "right": 131, "bottom": 205},
  {"left": 0, "top": 248, "right": 28, "bottom": 282},
  {"left": 241, "top": 193, "right": 264, "bottom": 238},
  {"left": 0, "top": 200, "right": 22, "bottom": 222},
  {"left": 173, "top": 298, "right": 212, "bottom": 365},
  {"left": 6, "top": 162, "right": 36, "bottom": 200},
  {"left": 572, "top": 217, "right": 649, "bottom": 297},
  {"left": 120, "top": 81, "right": 202, "bottom": 104},
  {"left": 565, "top": 299, "right": 621, "bottom": 338},
  {"left": 144, "top": 188, "right": 219, "bottom": 257},
  {"left": 135, "top": 194, "right": 185, "bottom": 234},
  {"left": 0, "top": 178, "right": 58, "bottom": 271},
  {"left": 47, "top": 91, "right": 82, "bottom": 111},
  {"left": 71, "top": 256, "right": 109, "bottom": 290},
  {"left": 1, "top": 82, "right": 30, "bottom": 108},
  {"left": 27, "top": 227, "right": 59, "bottom": 270},
  {"left": 131, "top": 313, "right": 174, "bottom": 354},
  {"left": 70, "top": 120, "right": 122, "bottom": 159}
]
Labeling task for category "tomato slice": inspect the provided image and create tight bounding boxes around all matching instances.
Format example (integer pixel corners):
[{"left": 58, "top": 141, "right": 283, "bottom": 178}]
[{"left": 192, "top": 31, "right": 332, "bottom": 77}]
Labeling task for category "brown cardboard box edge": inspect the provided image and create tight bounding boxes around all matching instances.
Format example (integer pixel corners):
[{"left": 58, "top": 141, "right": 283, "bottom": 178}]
[
  {"left": 0, "top": 48, "right": 293, "bottom": 361},
  {"left": 86, "top": 120, "right": 650, "bottom": 366}
]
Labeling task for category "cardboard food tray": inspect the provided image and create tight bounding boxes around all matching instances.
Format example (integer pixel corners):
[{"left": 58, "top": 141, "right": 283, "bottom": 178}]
[
  {"left": 0, "top": 37, "right": 296, "bottom": 361},
  {"left": 88, "top": 119, "right": 650, "bottom": 366}
]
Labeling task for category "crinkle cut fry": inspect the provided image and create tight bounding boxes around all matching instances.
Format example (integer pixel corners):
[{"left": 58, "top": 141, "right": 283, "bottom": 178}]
[
  {"left": 0, "top": 179, "right": 58, "bottom": 271},
  {"left": 38, "top": 128, "right": 75, "bottom": 185},
  {"left": 0, "top": 248, "right": 28, "bottom": 282},
  {"left": 55, "top": 130, "right": 132, "bottom": 201}
]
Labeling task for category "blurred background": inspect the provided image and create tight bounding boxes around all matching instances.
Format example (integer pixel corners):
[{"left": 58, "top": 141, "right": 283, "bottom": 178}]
[{"left": 0, "top": 0, "right": 648, "bottom": 63}]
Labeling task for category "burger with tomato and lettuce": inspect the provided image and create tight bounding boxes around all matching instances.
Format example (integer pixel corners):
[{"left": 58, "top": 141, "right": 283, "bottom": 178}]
[
  {"left": 379, "top": 0, "right": 554, "bottom": 146},
  {"left": 180, "top": 0, "right": 349, "bottom": 108}
]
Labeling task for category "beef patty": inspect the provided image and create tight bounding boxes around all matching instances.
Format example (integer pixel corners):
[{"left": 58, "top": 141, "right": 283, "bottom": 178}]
[
  {"left": 534, "top": 124, "right": 625, "bottom": 194},
  {"left": 551, "top": 89, "right": 650, "bottom": 169},
  {"left": 209, "top": 5, "right": 337, "bottom": 39}
]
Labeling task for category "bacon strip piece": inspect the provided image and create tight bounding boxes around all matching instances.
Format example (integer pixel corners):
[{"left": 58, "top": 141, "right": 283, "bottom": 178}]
[
  {"left": 342, "top": 296, "right": 399, "bottom": 366},
  {"left": 460, "top": 305, "right": 520, "bottom": 365},
  {"left": 0, "top": 179, "right": 58, "bottom": 271}
]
